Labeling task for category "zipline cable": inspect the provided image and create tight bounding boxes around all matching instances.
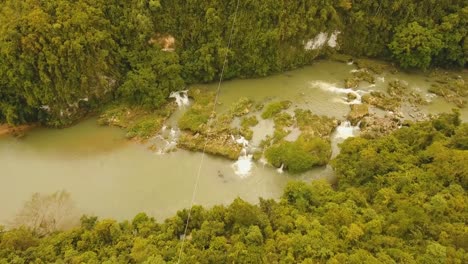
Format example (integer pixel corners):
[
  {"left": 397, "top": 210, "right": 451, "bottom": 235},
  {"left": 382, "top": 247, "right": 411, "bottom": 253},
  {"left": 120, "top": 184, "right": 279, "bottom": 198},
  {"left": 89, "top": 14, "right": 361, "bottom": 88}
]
[{"left": 177, "top": 0, "right": 241, "bottom": 262}]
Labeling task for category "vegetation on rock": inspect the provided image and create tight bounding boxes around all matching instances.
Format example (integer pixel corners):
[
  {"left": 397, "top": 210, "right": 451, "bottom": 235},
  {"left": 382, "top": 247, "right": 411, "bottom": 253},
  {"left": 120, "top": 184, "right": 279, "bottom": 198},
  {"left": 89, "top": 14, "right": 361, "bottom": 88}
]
[
  {"left": 265, "top": 135, "right": 331, "bottom": 173},
  {"left": 261, "top": 101, "right": 292, "bottom": 120},
  {"left": 98, "top": 104, "right": 175, "bottom": 140}
]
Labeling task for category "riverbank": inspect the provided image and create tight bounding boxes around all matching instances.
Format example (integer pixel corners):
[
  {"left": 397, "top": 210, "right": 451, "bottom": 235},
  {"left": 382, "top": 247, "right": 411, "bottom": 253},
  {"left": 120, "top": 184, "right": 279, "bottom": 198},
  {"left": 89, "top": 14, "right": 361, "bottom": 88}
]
[{"left": 0, "top": 124, "right": 37, "bottom": 138}]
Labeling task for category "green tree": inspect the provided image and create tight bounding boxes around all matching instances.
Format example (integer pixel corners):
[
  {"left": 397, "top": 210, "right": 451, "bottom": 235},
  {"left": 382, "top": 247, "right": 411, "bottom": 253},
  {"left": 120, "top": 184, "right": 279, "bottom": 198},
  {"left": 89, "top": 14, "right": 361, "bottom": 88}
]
[{"left": 389, "top": 22, "right": 443, "bottom": 69}]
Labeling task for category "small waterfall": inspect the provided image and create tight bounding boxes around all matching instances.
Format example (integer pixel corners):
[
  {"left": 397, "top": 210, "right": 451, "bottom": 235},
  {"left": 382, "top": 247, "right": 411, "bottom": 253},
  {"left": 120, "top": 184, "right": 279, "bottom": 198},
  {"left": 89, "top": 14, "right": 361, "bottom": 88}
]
[
  {"left": 335, "top": 121, "right": 360, "bottom": 140},
  {"left": 330, "top": 120, "right": 361, "bottom": 158},
  {"left": 310, "top": 81, "right": 367, "bottom": 104},
  {"left": 152, "top": 127, "right": 180, "bottom": 154},
  {"left": 277, "top": 163, "right": 284, "bottom": 174},
  {"left": 169, "top": 90, "right": 190, "bottom": 107},
  {"left": 231, "top": 135, "right": 253, "bottom": 177}
]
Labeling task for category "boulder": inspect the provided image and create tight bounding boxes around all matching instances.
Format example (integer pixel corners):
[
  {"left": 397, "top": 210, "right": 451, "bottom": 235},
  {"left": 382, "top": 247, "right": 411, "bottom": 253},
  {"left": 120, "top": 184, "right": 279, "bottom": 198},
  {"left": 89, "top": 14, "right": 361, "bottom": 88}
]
[{"left": 348, "top": 104, "right": 369, "bottom": 125}]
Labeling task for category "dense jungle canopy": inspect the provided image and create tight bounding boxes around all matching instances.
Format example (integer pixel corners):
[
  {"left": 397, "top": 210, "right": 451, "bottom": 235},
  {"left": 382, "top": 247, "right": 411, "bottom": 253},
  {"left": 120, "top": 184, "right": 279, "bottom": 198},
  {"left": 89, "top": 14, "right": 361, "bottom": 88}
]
[
  {"left": 0, "top": 1, "right": 467, "bottom": 263},
  {"left": 0, "top": 0, "right": 467, "bottom": 126}
]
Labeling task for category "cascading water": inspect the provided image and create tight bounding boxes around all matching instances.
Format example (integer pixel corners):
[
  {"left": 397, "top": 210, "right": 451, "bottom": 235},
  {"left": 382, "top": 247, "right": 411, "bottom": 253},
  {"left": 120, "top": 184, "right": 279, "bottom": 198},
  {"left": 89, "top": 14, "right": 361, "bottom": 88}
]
[
  {"left": 310, "top": 81, "right": 367, "bottom": 104},
  {"left": 231, "top": 135, "right": 253, "bottom": 177},
  {"left": 152, "top": 127, "right": 180, "bottom": 154},
  {"left": 277, "top": 163, "right": 284, "bottom": 174},
  {"left": 169, "top": 90, "right": 190, "bottom": 107},
  {"left": 335, "top": 120, "right": 360, "bottom": 140},
  {"left": 329, "top": 121, "right": 361, "bottom": 158}
]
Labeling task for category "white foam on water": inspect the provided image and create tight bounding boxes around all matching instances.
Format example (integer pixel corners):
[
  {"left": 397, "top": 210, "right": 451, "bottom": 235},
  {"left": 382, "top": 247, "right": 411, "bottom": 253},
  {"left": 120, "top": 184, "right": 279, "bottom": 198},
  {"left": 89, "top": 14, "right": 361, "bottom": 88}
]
[
  {"left": 310, "top": 81, "right": 367, "bottom": 104},
  {"left": 276, "top": 163, "right": 284, "bottom": 174},
  {"left": 233, "top": 135, "right": 249, "bottom": 147},
  {"left": 335, "top": 121, "right": 360, "bottom": 140},
  {"left": 231, "top": 136, "right": 253, "bottom": 177},
  {"left": 169, "top": 90, "right": 189, "bottom": 107},
  {"left": 152, "top": 127, "right": 180, "bottom": 154},
  {"left": 170, "top": 128, "right": 177, "bottom": 138},
  {"left": 232, "top": 153, "right": 253, "bottom": 178}
]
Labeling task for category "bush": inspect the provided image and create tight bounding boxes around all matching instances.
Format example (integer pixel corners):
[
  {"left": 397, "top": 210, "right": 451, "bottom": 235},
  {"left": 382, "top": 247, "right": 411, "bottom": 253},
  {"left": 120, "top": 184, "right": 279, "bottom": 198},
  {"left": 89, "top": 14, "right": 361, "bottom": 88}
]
[{"left": 265, "top": 135, "right": 331, "bottom": 173}]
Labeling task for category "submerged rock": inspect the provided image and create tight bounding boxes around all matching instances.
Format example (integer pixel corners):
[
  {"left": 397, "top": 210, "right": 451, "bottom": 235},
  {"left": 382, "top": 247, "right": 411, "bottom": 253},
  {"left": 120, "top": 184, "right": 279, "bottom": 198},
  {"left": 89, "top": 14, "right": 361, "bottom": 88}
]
[
  {"left": 347, "top": 92, "right": 358, "bottom": 102},
  {"left": 362, "top": 91, "right": 400, "bottom": 111}
]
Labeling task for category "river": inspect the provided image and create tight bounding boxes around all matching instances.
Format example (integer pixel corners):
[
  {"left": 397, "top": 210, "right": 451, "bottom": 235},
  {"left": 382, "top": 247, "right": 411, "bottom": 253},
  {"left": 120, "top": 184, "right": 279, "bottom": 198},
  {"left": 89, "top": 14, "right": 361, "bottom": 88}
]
[{"left": 0, "top": 60, "right": 466, "bottom": 225}]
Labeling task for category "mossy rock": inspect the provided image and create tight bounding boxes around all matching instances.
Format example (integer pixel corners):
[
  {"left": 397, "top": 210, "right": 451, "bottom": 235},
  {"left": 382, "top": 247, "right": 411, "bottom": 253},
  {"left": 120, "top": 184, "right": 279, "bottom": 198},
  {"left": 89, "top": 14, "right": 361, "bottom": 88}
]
[
  {"left": 359, "top": 115, "right": 401, "bottom": 139},
  {"left": 347, "top": 92, "right": 358, "bottom": 101},
  {"left": 241, "top": 116, "right": 259, "bottom": 128},
  {"left": 239, "top": 127, "right": 254, "bottom": 140},
  {"left": 362, "top": 92, "right": 400, "bottom": 111},
  {"left": 353, "top": 69, "right": 375, "bottom": 84},
  {"left": 354, "top": 58, "right": 396, "bottom": 74},
  {"left": 294, "top": 109, "right": 338, "bottom": 139},
  {"left": 125, "top": 117, "right": 164, "bottom": 140},
  {"left": 344, "top": 69, "right": 375, "bottom": 88},
  {"left": 348, "top": 104, "right": 369, "bottom": 125},
  {"left": 98, "top": 103, "right": 175, "bottom": 141},
  {"left": 261, "top": 101, "right": 292, "bottom": 119},
  {"left": 230, "top": 97, "right": 254, "bottom": 117},
  {"left": 428, "top": 77, "right": 467, "bottom": 108},
  {"left": 177, "top": 132, "right": 242, "bottom": 160},
  {"left": 387, "top": 80, "right": 408, "bottom": 99},
  {"left": 344, "top": 77, "right": 359, "bottom": 89},
  {"left": 273, "top": 112, "right": 294, "bottom": 129}
]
